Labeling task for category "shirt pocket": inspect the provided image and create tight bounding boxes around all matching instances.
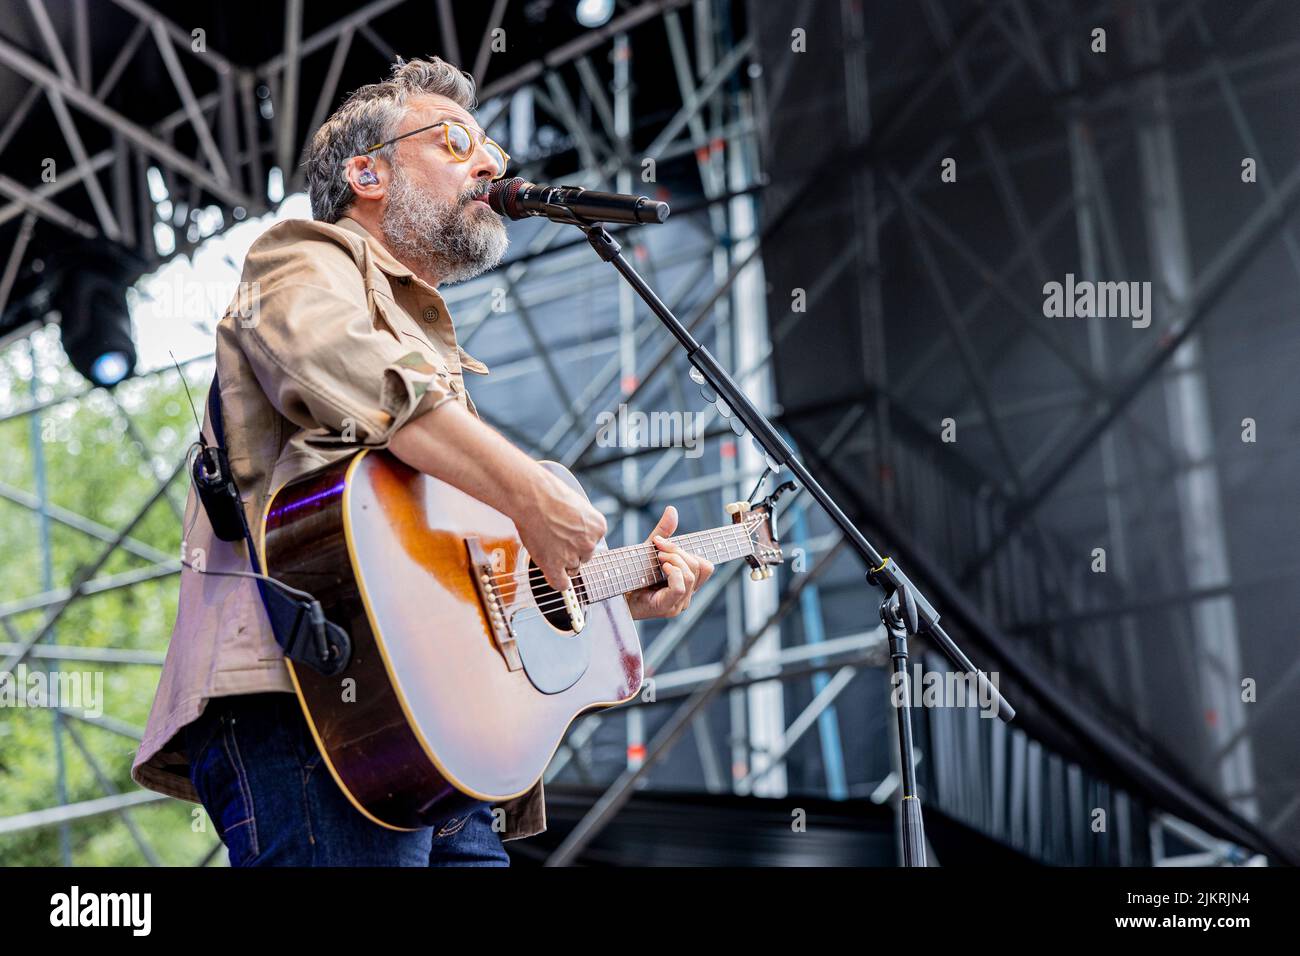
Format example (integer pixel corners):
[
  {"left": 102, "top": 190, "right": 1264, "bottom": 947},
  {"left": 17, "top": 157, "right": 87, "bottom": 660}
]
[{"left": 369, "top": 289, "right": 453, "bottom": 375}]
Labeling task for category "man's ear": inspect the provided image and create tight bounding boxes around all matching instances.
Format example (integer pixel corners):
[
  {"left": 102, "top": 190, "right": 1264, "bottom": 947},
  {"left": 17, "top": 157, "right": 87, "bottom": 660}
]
[{"left": 342, "top": 155, "right": 386, "bottom": 203}]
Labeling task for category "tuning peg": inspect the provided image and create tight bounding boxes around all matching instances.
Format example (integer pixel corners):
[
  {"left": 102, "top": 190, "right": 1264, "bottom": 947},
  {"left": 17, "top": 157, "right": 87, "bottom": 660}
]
[
  {"left": 725, "top": 500, "right": 752, "bottom": 516},
  {"left": 750, "top": 567, "right": 764, "bottom": 581}
]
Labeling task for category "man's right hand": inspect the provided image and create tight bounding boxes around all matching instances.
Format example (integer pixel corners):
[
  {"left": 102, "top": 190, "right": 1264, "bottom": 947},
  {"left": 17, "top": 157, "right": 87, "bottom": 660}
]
[{"left": 513, "top": 468, "right": 608, "bottom": 593}]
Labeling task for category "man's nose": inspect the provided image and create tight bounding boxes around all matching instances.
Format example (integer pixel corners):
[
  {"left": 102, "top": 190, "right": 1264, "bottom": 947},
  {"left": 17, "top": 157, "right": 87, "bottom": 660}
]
[{"left": 468, "top": 143, "right": 497, "bottom": 179}]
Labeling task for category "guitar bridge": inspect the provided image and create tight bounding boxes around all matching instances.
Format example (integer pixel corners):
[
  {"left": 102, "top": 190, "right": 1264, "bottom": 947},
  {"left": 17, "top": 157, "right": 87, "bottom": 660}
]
[
  {"left": 563, "top": 585, "right": 585, "bottom": 634},
  {"left": 465, "top": 536, "right": 522, "bottom": 671}
]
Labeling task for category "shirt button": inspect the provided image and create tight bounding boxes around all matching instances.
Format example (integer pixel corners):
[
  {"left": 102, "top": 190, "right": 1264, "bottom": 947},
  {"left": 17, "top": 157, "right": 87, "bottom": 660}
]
[{"left": 423, "top": 307, "right": 438, "bottom": 322}]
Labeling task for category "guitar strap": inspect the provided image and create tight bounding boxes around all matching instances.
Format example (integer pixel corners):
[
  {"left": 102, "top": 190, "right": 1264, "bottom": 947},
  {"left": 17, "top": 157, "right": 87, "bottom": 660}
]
[{"left": 202, "top": 371, "right": 350, "bottom": 675}]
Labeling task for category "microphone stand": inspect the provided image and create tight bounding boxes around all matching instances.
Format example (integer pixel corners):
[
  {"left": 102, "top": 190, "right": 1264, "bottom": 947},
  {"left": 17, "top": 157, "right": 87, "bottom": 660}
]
[{"left": 568, "top": 215, "right": 1016, "bottom": 867}]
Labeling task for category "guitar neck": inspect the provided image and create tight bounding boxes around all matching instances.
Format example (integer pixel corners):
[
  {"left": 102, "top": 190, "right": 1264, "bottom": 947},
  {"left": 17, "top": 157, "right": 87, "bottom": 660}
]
[{"left": 578, "top": 524, "right": 752, "bottom": 603}]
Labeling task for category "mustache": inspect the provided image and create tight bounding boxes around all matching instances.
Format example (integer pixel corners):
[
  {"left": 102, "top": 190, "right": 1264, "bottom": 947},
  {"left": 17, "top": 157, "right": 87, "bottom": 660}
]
[{"left": 461, "top": 183, "right": 492, "bottom": 203}]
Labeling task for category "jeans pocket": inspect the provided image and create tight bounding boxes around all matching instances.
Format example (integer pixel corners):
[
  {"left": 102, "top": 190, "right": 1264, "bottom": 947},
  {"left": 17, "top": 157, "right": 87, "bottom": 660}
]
[
  {"left": 277, "top": 694, "right": 324, "bottom": 786},
  {"left": 300, "top": 750, "right": 323, "bottom": 788},
  {"left": 428, "top": 803, "right": 510, "bottom": 866},
  {"left": 191, "top": 714, "right": 261, "bottom": 866},
  {"left": 183, "top": 701, "right": 226, "bottom": 764},
  {"left": 434, "top": 814, "right": 470, "bottom": 838}
]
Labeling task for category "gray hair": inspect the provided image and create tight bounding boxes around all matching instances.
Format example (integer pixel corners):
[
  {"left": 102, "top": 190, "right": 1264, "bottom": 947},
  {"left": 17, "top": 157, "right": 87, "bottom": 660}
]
[{"left": 305, "top": 56, "right": 477, "bottom": 223}]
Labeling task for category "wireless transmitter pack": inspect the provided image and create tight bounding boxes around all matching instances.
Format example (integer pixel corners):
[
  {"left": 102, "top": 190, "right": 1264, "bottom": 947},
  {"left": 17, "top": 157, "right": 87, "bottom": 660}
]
[
  {"left": 183, "top": 364, "right": 352, "bottom": 677},
  {"left": 192, "top": 435, "right": 249, "bottom": 544}
]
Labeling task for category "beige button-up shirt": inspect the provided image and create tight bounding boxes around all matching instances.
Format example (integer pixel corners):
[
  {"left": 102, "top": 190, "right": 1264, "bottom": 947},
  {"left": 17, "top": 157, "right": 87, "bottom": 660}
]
[{"left": 131, "top": 216, "right": 546, "bottom": 842}]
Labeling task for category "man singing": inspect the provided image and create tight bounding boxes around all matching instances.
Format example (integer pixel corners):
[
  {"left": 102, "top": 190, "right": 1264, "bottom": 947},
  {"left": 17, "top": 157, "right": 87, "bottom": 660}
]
[{"left": 132, "top": 57, "right": 713, "bottom": 866}]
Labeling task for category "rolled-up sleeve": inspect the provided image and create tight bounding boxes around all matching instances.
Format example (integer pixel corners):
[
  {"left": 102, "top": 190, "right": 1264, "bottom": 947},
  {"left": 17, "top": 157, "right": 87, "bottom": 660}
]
[{"left": 231, "top": 220, "right": 457, "bottom": 448}]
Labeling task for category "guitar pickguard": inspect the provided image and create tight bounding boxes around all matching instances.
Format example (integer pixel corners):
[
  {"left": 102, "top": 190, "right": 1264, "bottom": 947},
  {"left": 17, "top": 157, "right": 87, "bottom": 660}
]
[
  {"left": 510, "top": 605, "right": 591, "bottom": 694},
  {"left": 467, "top": 534, "right": 592, "bottom": 693}
]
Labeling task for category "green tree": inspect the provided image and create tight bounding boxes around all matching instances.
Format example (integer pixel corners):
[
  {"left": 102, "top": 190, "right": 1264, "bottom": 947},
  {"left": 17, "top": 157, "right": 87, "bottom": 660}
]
[{"left": 0, "top": 326, "right": 220, "bottom": 865}]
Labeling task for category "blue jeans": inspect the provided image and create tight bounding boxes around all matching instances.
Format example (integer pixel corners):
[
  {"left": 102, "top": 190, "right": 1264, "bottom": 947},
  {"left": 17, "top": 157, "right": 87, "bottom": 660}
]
[{"left": 183, "top": 691, "right": 510, "bottom": 867}]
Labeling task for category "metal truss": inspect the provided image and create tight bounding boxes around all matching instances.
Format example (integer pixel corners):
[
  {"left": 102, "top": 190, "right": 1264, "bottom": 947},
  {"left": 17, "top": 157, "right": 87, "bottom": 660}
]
[
  {"left": 0, "top": 0, "right": 804, "bottom": 866},
  {"left": 2, "top": 0, "right": 1296, "bottom": 869}
]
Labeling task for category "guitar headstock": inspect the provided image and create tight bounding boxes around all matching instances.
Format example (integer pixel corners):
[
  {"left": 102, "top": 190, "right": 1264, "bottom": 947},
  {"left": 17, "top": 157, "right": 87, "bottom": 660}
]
[{"left": 724, "top": 500, "right": 783, "bottom": 580}]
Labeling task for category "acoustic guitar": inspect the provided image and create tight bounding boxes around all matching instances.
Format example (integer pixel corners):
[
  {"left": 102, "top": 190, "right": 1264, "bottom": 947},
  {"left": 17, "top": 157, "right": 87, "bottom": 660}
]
[{"left": 259, "top": 449, "right": 783, "bottom": 831}]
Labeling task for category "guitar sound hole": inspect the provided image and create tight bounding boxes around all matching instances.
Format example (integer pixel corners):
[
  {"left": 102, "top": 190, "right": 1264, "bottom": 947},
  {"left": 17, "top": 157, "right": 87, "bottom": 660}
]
[{"left": 528, "top": 560, "right": 577, "bottom": 632}]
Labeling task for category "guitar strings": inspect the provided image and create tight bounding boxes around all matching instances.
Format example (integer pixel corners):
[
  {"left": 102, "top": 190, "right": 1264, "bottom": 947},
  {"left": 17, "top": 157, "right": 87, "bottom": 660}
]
[
  {"left": 505, "top": 542, "right": 757, "bottom": 620},
  {"left": 478, "top": 527, "right": 753, "bottom": 588},
  {"left": 480, "top": 543, "right": 754, "bottom": 617},
  {"left": 478, "top": 530, "right": 747, "bottom": 585},
  {"left": 468, "top": 525, "right": 763, "bottom": 622},
  {"left": 480, "top": 547, "right": 741, "bottom": 590},
  {"left": 481, "top": 548, "right": 746, "bottom": 614},
  {"left": 503, "top": 544, "right": 745, "bottom": 618}
]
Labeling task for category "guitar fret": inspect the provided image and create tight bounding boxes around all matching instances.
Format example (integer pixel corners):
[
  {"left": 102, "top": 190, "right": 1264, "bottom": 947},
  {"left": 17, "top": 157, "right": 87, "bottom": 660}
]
[{"left": 580, "top": 523, "right": 754, "bottom": 603}]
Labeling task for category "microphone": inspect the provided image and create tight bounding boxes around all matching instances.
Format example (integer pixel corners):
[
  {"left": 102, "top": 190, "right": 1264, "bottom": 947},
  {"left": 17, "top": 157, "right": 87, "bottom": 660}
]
[{"left": 488, "top": 177, "right": 670, "bottom": 225}]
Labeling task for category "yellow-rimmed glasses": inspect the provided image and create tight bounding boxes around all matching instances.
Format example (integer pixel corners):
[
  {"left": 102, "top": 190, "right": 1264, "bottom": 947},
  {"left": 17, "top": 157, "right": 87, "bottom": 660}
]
[{"left": 364, "top": 120, "right": 511, "bottom": 180}]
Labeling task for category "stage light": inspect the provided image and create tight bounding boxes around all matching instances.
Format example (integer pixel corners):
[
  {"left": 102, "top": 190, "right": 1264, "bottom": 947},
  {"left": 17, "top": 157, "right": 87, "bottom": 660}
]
[
  {"left": 91, "top": 350, "right": 132, "bottom": 387},
  {"left": 50, "top": 244, "right": 143, "bottom": 389},
  {"left": 59, "top": 269, "right": 138, "bottom": 388},
  {"left": 575, "top": 0, "right": 613, "bottom": 28}
]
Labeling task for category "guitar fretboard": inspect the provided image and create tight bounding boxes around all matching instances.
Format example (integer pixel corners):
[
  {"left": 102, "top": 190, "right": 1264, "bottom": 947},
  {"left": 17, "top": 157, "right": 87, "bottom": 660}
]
[{"left": 579, "top": 524, "right": 753, "bottom": 603}]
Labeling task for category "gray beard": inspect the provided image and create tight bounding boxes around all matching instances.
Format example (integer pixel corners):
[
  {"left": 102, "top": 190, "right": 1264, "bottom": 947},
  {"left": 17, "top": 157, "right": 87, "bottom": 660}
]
[{"left": 379, "top": 170, "right": 508, "bottom": 285}]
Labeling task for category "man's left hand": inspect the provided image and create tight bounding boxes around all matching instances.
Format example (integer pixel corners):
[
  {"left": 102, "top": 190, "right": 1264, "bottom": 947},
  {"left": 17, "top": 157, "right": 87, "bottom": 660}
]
[{"left": 625, "top": 505, "right": 714, "bottom": 620}]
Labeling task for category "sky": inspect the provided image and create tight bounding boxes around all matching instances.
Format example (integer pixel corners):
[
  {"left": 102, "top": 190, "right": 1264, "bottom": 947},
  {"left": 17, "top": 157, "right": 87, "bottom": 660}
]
[{"left": 128, "top": 192, "right": 312, "bottom": 374}]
